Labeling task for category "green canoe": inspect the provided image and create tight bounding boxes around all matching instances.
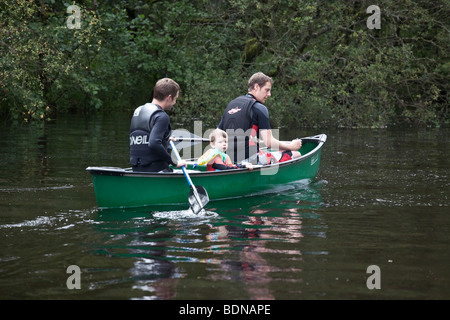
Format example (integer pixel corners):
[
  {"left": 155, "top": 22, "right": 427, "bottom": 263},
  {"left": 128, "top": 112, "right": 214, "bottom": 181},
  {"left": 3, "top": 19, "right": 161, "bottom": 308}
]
[{"left": 86, "top": 134, "right": 327, "bottom": 209}]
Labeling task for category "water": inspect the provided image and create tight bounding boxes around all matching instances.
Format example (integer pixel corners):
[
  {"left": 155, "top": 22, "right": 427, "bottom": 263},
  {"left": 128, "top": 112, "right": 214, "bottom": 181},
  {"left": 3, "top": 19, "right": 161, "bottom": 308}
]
[{"left": 1, "top": 114, "right": 449, "bottom": 300}]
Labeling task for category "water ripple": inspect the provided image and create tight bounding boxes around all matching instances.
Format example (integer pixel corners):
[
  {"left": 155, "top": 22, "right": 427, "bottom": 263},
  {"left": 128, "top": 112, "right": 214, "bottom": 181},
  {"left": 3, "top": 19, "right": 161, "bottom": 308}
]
[{"left": 0, "top": 184, "right": 74, "bottom": 193}]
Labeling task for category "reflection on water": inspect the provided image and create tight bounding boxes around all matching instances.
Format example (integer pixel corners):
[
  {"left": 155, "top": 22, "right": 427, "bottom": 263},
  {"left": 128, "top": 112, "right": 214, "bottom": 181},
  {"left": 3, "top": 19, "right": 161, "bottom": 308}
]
[
  {"left": 87, "top": 181, "right": 325, "bottom": 300},
  {"left": 1, "top": 116, "right": 449, "bottom": 299}
]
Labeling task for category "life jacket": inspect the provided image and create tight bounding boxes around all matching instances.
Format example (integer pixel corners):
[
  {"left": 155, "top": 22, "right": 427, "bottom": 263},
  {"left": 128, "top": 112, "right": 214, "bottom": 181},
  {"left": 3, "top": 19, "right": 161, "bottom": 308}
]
[
  {"left": 220, "top": 95, "right": 258, "bottom": 163},
  {"left": 196, "top": 148, "right": 234, "bottom": 171},
  {"left": 130, "top": 103, "right": 167, "bottom": 166},
  {"left": 257, "top": 149, "right": 278, "bottom": 165}
]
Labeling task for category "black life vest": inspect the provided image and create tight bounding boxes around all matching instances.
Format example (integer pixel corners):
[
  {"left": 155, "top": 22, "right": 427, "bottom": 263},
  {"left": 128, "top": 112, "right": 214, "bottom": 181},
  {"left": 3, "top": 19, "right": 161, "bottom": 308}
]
[
  {"left": 220, "top": 95, "right": 258, "bottom": 163},
  {"left": 130, "top": 103, "right": 165, "bottom": 166}
]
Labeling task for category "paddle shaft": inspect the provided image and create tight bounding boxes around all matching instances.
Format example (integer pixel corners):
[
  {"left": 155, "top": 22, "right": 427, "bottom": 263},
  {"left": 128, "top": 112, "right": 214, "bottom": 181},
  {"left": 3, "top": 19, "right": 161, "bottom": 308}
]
[
  {"left": 169, "top": 140, "right": 204, "bottom": 212},
  {"left": 170, "top": 130, "right": 209, "bottom": 149},
  {"left": 174, "top": 137, "right": 209, "bottom": 142}
]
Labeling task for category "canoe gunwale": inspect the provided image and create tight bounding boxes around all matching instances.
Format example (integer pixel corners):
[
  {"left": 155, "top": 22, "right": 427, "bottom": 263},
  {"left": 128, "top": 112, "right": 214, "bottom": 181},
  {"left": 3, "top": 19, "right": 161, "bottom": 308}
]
[{"left": 86, "top": 134, "right": 327, "bottom": 178}]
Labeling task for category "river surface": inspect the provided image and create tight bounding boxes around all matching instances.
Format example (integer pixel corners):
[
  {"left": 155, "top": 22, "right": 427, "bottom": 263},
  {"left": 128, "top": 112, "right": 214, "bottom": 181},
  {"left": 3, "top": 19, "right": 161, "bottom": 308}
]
[{"left": 0, "top": 114, "right": 449, "bottom": 300}]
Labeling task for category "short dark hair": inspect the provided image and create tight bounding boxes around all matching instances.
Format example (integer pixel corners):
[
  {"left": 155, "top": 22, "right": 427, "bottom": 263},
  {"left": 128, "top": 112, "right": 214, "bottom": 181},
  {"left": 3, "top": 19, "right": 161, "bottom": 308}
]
[
  {"left": 153, "top": 78, "right": 180, "bottom": 100},
  {"left": 248, "top": 72, "right": 273, "bottom": 91}
]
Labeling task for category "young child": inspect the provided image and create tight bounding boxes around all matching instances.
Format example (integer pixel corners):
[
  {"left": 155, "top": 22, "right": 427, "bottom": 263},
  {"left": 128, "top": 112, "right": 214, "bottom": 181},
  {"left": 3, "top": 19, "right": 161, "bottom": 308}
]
[{"left": 197, "top": 129, "right": 253, "bottom": 171}]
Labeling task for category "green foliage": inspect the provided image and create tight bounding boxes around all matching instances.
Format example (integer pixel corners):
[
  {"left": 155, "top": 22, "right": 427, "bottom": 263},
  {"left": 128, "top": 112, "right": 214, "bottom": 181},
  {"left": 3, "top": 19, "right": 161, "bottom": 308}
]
[{"left": 1, "top": 0, "right": 448, "bottom": 127}]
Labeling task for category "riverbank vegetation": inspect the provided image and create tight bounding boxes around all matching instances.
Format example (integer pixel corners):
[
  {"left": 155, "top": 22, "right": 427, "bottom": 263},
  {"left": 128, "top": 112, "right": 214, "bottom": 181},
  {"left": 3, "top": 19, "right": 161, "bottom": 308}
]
[{"left": 1, "top": 0, "right": 448, "bottom": 128}]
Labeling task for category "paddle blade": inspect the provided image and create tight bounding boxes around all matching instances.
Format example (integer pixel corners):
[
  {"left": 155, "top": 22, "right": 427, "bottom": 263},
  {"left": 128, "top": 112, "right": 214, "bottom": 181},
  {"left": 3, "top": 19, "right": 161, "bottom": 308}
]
[{"left": 188, "top": 185, "right": 209, "bottom": 214}]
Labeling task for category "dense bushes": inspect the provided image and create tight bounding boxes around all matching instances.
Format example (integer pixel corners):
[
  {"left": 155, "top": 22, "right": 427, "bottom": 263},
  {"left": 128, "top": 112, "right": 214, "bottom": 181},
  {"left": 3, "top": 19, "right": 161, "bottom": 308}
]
[{"left": 1, "top": 0, "right": 448, "bottom": 127}]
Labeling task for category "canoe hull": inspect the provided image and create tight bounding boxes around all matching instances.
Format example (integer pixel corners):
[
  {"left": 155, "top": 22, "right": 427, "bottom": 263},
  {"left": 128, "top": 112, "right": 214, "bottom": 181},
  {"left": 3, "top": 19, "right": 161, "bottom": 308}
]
[{"left": 87, "top": 134, "right": 326, "bottom": 209}]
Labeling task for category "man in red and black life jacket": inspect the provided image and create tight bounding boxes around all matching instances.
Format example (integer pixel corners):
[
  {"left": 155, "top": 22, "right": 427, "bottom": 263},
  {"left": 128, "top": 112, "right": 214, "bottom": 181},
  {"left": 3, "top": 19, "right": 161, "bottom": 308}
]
[
  {"left": 130, "top": 78, "right": 187, "bottom": 173},
  {"left": 218, "top": 72, "right": 302, "bottom": 165}
]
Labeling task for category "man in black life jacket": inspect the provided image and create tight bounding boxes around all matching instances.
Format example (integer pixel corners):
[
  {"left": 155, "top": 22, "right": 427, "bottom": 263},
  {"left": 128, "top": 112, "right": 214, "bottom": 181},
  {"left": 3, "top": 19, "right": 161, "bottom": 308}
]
[
  {"left": 130, "top": 78, "right": 187, "bottom": 172},
  {"left": 218, "top": 72, "right": 302, "bottom": 164}
]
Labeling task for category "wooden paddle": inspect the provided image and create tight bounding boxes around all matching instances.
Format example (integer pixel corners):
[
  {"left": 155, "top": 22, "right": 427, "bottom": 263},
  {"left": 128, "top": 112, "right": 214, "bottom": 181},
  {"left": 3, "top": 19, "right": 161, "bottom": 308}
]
[{"left": 169, "top": 140, "right": 209, "bottom": 214}]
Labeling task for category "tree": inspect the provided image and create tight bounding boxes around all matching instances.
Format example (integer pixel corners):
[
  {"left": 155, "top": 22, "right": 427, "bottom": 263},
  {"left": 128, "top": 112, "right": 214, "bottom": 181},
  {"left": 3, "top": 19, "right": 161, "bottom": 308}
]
[{"left": 1, "top": 0, "right": 448, "bottom": 127}]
